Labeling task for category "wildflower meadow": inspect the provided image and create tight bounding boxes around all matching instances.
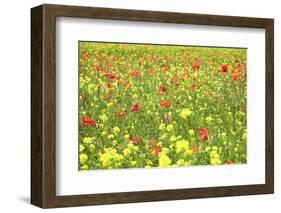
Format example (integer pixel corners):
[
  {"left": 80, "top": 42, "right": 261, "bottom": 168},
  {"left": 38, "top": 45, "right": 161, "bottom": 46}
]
[{"left": 79, "top": 42, "right": 247, "bottom": 170}]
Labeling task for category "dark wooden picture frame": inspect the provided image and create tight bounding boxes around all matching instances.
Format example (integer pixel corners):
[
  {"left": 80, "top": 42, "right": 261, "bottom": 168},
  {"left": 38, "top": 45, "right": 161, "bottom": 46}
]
[{"left": 31, "top": 4, "right": 274, "bottom": 208}]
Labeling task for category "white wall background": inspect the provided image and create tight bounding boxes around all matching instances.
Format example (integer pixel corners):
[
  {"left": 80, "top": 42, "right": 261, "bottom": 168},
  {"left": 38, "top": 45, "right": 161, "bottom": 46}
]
[{"left": 0, "top": 0, "right": 279, "bottom": 212}]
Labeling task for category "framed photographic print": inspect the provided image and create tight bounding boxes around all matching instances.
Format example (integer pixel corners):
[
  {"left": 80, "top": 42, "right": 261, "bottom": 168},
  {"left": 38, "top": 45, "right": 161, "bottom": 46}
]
[{"left": 31, "top": 4, "right": 274, "bottom": 208}]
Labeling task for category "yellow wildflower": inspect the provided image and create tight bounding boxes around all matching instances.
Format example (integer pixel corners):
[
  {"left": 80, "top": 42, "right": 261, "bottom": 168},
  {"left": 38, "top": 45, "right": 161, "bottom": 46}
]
[
  {"left": 89, "top": 144, "right": 95, "bottom": 151},
  {"left": 167, "top": 124, "right": 174, "bottom": 132},
  {"left": 176, "top": 159, "right": 185, "bottom": 166},
  {"left": 80, "top": 165, "right": 89, "bottom": 170},
  {"left": 188, "top": 129, "right": 195, "bottom": 136},
  {"left": 108, "top": 134, "right": 114, "bottom": 139},
  {"left": 80, "top": 144, "right": 85, "bottom": 152},
  {"left": 159, "top": 123, "right": 166, "bottom": 130},
  {"left": 99, "top": 114, "right": 108, "bottom": 122},
  {"left": 175, "top": 139, "right": 190, "bottom": 154},
  {"left": 179, "top": 108, "right": 192, "bottom": 119},
  {"left": 159, "top": 154, "right": 171, "bottom": 167},
  {"left": 205, "top": 116, "right": 213, "bottom": 122},
  {"left": 83, "top": 137, "right": 92, "bottom": 144},
  {"left": 123, "top": 148, "right": 131, "bottom": 157},
  {"left": 113, "top": 126, "right": 120, "bottom": 135},
  {"left": 80, "top": 153, "right": 88, "bottom": 165},
  {"left": 170, "top": 135, "right": 177, "bottom": 142}
]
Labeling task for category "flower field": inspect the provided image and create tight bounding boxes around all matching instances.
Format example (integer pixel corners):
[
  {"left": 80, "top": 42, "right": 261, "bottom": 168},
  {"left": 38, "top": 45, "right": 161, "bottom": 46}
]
[{"left": 79, "top": 42, "right": 247, "bottom": 170}]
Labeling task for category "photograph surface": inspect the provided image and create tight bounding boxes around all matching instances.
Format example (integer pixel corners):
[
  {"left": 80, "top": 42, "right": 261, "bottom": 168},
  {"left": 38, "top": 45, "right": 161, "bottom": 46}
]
[{"left": 78, "top": 42, "right": 247, "bottom": 170}]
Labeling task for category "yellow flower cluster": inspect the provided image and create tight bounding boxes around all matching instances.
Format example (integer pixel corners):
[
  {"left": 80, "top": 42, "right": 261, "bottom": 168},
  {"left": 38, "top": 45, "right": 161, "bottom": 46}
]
[
  {"left": 209, "top": 146, "right": 222, "bottom": 165},
  {"left": 99, "top": 148, "right": 124, "bottom": 168},
  {"left": 175, "top": 139, "right": 190, "bottom": 154},
  {"left": 179, "top": 108, "right": 192, "bottom": 119},
  {"left": 80, "top": 153, "right": 88, "bottom": 165},
  {"left": 123, "top": 143, "right": 139, "bottom": 157},
  {"left": 166, "top": 124, "right": 174, "bottom": 132},
  {"left": 176, "top": 159, "right": 191, "bottom": 166},
  {"left": 113, "top": 126, "right": 120, "bottom": 135},
  {"left": 159, "top": 149, "right": 172, "bottom": 167}
]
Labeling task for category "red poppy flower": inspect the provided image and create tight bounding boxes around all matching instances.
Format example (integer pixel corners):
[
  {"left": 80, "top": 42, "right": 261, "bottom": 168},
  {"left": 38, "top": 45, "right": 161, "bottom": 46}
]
[
  {"left": 191, "top": 146, "right": 200, "bottom": 153},
  {"left": 149, "top": 140, "right": 162, "bottom": 156},
  {"left": 221, "top": 64, "right": 228, "bottom": 73},
  {"left": 128, "top": 136, "right": 142, "bottom": 145},
  {"left": 162, "top": 64, "right": 168, "bottom": 72},
  {"left": 182, "top": 72, "right": 189, "bottom": 78},
  {"left": 81, "top": 116, "right": 96, "bottom": 127},
  {"left": 149, "top": 140, "right": 157, "bottom": 147},
  {"left": 232, "top": 70, "right": 241, "bottom": 80},
  {"left": 82, "top": 51, "right": 91, "bottom": 60},
  {"left": 88, "top": 118, "right": 96, "bottom": 127},
  {"left": 227, "top": 159, "right": 234, "bottom": 164},
  {"left": 130, "top": 101, "right": 141, "bottom": 113},
  {"left": 130, "top": 71, "right": 141, "bottom": 77},
  {"left": 236, "top": 63, "right": 243, "bottom": 69},
  {"left": 134, "top": 138, "right": 142, "bottom": 145},
  {"left": 95, "top": 65, "right": 103, "bottom": 72},
  {"left": 159, "top": 86, "right": 167, "bottom": 95},
  {"left": 199, "top": 128, "right": 209, "bottom": 135},
  {"left": 106, "top": 83, "right": 114, "bottom": 88},
  {"left": 104, "top": 72, "right": 116, "bottom": 79},
  {"left": 151, "top": 146, "right": 162, "bottom": 156},
  {"left": 198, "top": 128, "right": 210, "bottom": 142},
  {"left": 191, "top": 65, "right": 200, "bottom": 71},
  {"left": 116, "top": 111, "right": 125, "bottom": 117},
  {"left": 233, "top": 74, "right": 239, "bottom": 80},
  {"left": 81, "top": 116, "right": 88, "bottom": 124},
  {"left": 160, "top": 100, "right": 171, "bottom": 108},
  {"left": 192, "top": 83, "right": 197, "bottom": 89}
]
